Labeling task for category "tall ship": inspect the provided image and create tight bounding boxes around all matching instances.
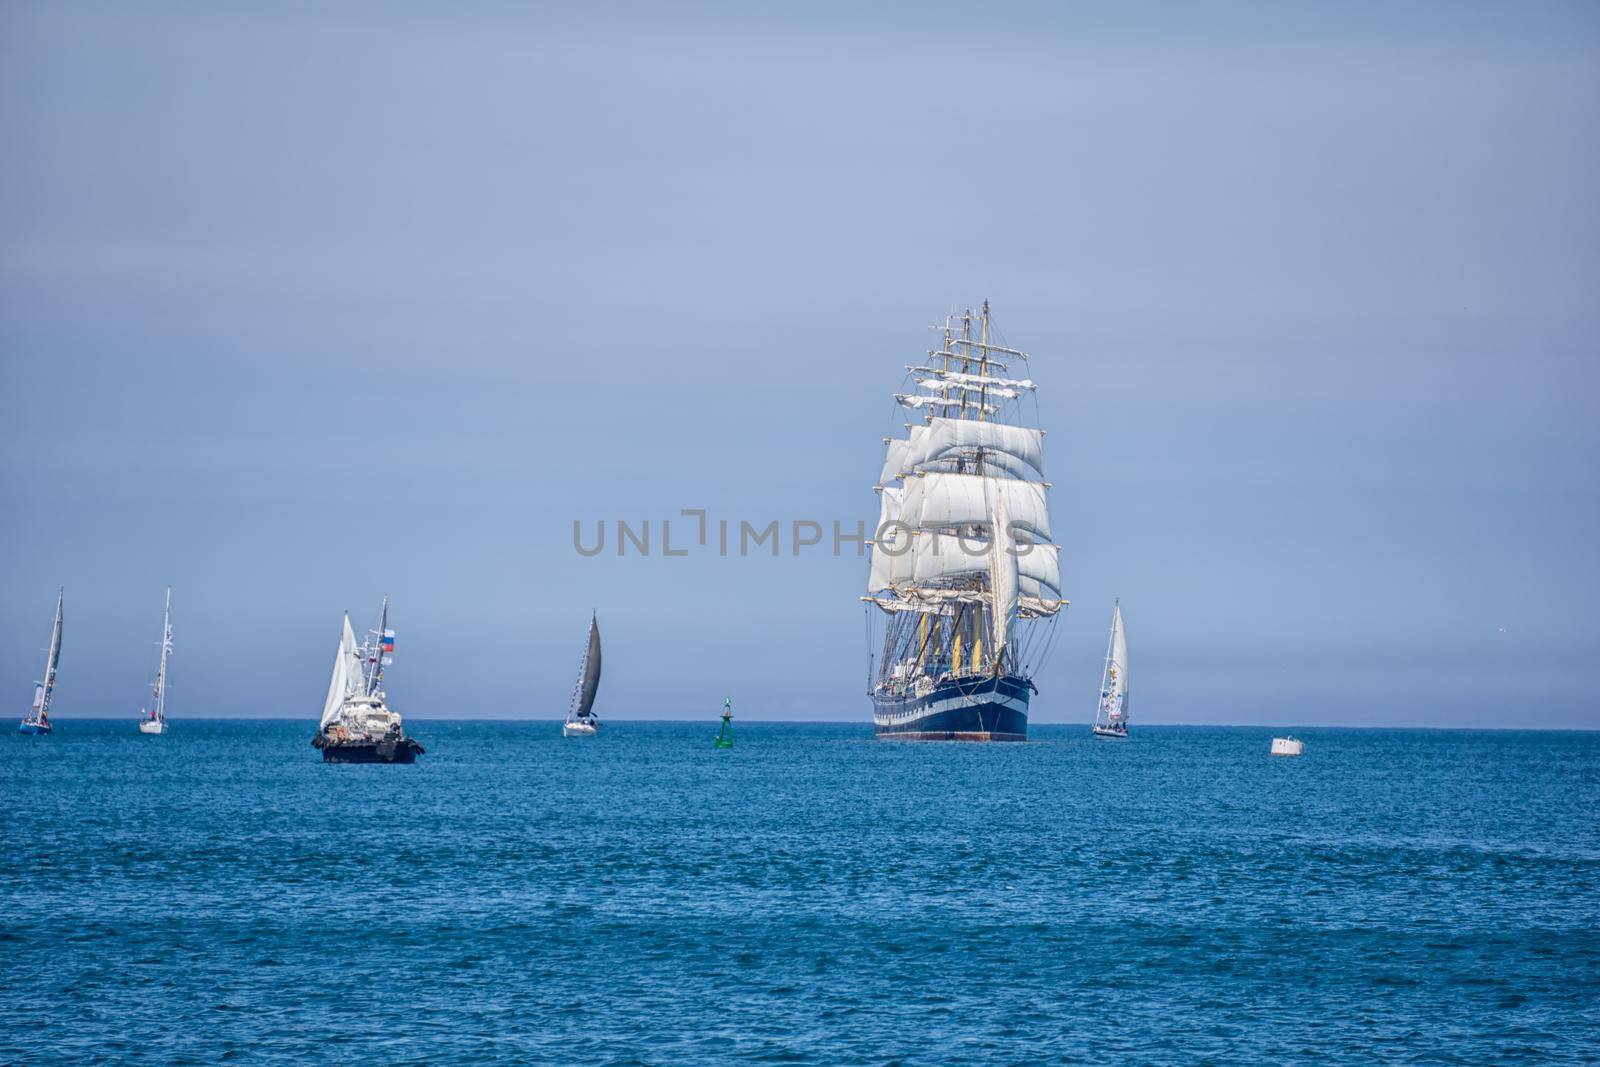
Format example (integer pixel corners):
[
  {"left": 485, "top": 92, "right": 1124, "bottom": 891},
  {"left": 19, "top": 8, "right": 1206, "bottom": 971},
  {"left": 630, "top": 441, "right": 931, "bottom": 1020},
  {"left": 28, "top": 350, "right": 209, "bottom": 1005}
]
[
  {"left": 19, "top": 589, "right": 63, "bottom": 735},
  {"left": 311, "top": 596, "right": 424, "bottom": 763},
  {"left": 562, "top": 614, "right": 602, "bottom": 737},
  {"left": 864, "top": 303, "right": 1065, "bottom": 740},
  {"left": 1091, "top": 600, "right": 1129, "bottom": 739},
  {"left": 138, "top": 587, "right": 173, "bottom": 735}
]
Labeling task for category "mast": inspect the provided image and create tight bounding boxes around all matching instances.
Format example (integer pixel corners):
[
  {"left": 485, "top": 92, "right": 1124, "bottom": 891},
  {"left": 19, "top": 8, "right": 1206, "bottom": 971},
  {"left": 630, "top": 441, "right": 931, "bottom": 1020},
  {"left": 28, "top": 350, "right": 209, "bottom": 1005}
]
[
  {"left": 977, "top": 300, "right": 990, "bottom": 423},
  {"left": 153, "top": 586, "right": 171, "bottom": 720},
  {"left": 367, "top": 595, "right": 389, "bottom": 696}
]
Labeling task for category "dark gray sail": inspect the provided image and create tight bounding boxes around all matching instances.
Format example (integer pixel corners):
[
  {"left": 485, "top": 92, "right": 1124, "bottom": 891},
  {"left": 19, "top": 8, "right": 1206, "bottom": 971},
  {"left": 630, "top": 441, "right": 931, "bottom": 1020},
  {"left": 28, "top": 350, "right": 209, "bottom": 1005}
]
[{"left": 575, "top": 616, "right": 602, "bottom": 720}]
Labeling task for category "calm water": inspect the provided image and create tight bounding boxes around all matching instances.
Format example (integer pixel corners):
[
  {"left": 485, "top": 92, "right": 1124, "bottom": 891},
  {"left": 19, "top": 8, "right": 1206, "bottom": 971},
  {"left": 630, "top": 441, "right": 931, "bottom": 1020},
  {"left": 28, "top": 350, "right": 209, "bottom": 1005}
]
[{"left": 3, "top": 721, "right": 1597, "bottom": 1064}]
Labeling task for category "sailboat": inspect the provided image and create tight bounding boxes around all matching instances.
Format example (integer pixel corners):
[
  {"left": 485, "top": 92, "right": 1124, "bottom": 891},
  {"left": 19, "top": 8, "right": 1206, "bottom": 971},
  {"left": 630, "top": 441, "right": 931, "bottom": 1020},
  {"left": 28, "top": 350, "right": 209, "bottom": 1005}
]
[
  {"left": 19, "top": 590, "right": 63, "bottom": 735},
  {"left": 562, "top": 614, "right": 602, "bottom": 737},
  {"left": 311, "top": 596, "right": 424, "bottom": 763},
  {"left": 714, "top": 698, "right": 733, "bottom": 749},
  {"left": 137, "top": 587, "right": 173, "bottom": 735},
  {"left": 1091, "top": 600, "right": 1129, "bottom": 739},
  {"left": 863, "top": 302, "right": 1065, "bottom": 740}
]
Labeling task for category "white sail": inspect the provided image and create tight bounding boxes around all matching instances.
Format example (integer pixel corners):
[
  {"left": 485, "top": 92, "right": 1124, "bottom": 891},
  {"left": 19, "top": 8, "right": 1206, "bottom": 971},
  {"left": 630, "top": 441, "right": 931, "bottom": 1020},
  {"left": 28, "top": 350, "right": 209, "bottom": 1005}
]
[
  {"left": 878, "top": 439, "right": 910, "bottom": 486},
  {"left": 26, "top": 590, "right": 64, "bottom": 724},
  {"left": 320, "top": 614, "right": 364, "bottom": 729},
  {"left": 901, "top": 472, "right": 1052, "bottom": 542},
  {"left": 907, "top": 418, "right": 1043, "bottom": 478},
  {"left": 909, "top": 535, "right": 1059, "bottom": 596},
  {"left": 917, "top": 450, "right": 1035, "bottom": 481},
  {"left": 867, "top": 486, "right": 906, "bottom": 593},
  {"left": 342, "top": 615, "right": 366, "bottom": 696}
]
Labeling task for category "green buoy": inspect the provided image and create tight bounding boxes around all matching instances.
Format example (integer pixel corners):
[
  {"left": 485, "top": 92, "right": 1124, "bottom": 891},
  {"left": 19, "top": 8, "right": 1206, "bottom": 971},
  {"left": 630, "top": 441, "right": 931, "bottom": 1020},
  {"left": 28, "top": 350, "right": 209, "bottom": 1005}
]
[{"left": 714, "top": 698, "right": 733, "bottom": 749}]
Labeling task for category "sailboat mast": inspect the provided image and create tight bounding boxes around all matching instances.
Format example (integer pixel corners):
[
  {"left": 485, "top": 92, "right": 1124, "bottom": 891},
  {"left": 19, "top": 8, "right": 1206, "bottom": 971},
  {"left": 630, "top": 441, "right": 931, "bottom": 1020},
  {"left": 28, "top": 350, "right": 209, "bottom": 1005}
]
[
  {"left": 977, "top": 299, "right": 990, "bottom": 423},
  {"left": 368, "top": 595, "right": 389, "bottom": 695},
  {"left": 153, "top": 586, "right": 171, "bottom": 718}
]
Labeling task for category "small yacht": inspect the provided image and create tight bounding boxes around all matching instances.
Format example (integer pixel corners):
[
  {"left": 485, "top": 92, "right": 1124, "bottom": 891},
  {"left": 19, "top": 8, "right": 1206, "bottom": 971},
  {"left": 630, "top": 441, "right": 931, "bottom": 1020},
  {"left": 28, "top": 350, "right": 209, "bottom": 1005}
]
[
  {"left": 562, "top": 614, "right": 602, "bottom": 738},
  {"left": 137, "top": 587, "right": 173, "bottom": 735},
  {"left": 19, "top": 590, "right": 63, "bottom": 736},
  {"left": 1090, "top": 601, "right": 1129, "bottom": 739},
  {"left": 1271, "top": 736, "right": 1305, "bottom": 756}
]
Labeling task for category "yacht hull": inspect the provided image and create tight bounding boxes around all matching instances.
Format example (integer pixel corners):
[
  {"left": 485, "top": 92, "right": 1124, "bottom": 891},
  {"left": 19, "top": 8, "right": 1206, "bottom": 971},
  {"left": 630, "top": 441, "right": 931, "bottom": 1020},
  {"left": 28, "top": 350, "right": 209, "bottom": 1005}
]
[
  {"left": 872, "top": 674, "right": 1030, "bottom": 741},
  {"left": 138, "top": 720, "right": 166, "bottom": 735},
  {"left": 19, "top": 720, "right": 51, "bottom": 735},
  {"left": 1091, "top": 725, "right": 1127, "bottom": 740},
  {"left": 316, "top": 737, "right": 424, "bottom": 763}
]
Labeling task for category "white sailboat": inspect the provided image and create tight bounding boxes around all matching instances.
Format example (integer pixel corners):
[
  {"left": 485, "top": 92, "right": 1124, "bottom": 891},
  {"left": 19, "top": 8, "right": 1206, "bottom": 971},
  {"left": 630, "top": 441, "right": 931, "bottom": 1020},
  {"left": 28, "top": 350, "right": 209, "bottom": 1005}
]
[
  {"left": 19, "top": 589, "right": 63, "bottom": 735},
  {"left": 1091, "top": 600, "right": 1129, "bottom": 739},
  {"left": 138, "top": 587, "right": 173, "bottom": 734},
  {"left": 563, "top": 614, "right": 602, "bottom": 737}
]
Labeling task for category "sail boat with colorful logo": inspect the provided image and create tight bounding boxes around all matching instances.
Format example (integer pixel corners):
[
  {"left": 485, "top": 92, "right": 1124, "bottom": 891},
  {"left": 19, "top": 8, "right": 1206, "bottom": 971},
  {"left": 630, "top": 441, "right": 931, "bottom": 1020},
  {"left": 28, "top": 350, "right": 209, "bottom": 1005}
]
[
  {"left": 19, "top": 589, "right": 63, "bottom": 735},
  {"left": 137, "top": 587, "right": 173, "bottom": 734},
  {"left": 1091, "top": 600, "right": 1129, "bottom": 739},
  {"left": 863, "top": 303, "right": 1065, "bottom": 740},
  {"left": 562, "top": 614, "right": 602, "bottom": 737}
]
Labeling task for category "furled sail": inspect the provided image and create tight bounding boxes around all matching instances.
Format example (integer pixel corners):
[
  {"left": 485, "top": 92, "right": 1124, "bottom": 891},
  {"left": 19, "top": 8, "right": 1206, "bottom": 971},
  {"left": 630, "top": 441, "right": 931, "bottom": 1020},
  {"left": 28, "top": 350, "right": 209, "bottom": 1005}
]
[
  {"left": 916, "top": 378, "right": 1023, "bottom": 400},
  {"left": 575, "top": 615, "right": 602, "bottom": 719},
  {"left": 896, "top": 393, "right": 998, "bottom": 416},
  {"left": 988, "top": 495, "right": 1018, "bottom": 659},
  {"left": 929, "top": 370, "right": 1036, "bottom": 391},
  {"left": 150, "top": 587, "right": 172, "bottom": 719},
  {"left": 1110, "top": 604, "right": 1129, "bottom": 720}
]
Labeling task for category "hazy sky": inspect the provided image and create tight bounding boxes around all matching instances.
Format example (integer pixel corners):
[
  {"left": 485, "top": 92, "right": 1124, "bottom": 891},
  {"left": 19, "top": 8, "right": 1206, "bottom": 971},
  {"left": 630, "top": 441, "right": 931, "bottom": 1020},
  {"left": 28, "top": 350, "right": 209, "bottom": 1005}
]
[{"left": 2, "top": 1, "right": 1596, "bottom": 727}]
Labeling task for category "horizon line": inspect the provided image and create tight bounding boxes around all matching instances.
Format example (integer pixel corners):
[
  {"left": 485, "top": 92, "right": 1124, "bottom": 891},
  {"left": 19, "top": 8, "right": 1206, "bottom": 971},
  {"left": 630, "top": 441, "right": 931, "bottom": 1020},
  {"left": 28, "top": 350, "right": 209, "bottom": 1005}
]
[{"left": 13, "top": 716, "right": 1599, "bottom": 733}]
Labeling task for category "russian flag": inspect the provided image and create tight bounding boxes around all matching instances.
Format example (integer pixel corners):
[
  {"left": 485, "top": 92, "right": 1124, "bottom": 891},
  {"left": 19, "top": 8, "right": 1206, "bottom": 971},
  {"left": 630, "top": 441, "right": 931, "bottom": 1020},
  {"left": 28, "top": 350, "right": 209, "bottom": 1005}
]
[{"left": 382, "top": 630, "right": 395, "bottom": 652}]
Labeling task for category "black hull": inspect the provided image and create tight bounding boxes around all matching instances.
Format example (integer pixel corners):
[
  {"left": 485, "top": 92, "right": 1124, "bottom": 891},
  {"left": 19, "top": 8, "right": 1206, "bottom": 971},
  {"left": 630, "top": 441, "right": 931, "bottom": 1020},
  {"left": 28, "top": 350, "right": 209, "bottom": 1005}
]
[
  {"left": 872, "top": 674, "right": 1031, "bottom": 741},
  {"left": 316, "top": 737, "right": 424, "bottom": 763}
]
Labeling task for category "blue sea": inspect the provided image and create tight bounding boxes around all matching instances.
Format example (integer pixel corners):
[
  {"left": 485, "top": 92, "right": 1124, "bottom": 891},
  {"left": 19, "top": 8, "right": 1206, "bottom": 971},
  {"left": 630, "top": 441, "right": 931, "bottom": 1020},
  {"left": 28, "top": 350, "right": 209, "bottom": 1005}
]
[{"left": 3, "top": 721, "right": 1597, "bottom": 1064}]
